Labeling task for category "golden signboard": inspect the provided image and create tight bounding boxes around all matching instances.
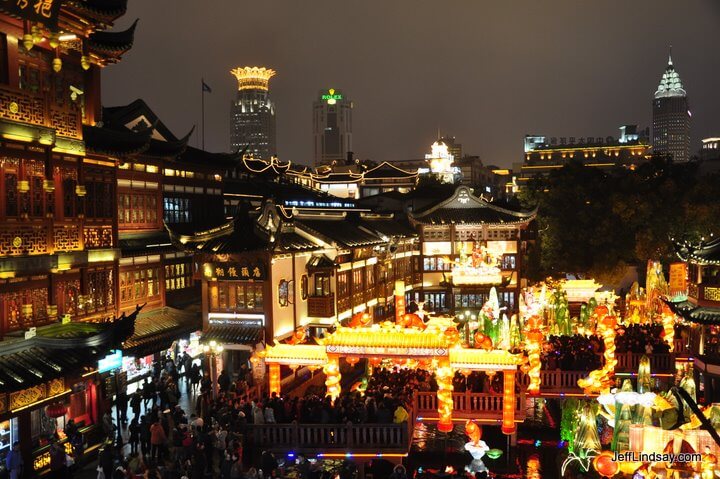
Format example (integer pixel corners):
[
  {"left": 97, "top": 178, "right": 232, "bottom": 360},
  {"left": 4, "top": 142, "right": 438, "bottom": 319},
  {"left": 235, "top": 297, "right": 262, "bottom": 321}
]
[{"left": 669, "top": 262, "right": 688, "bottom": 294}]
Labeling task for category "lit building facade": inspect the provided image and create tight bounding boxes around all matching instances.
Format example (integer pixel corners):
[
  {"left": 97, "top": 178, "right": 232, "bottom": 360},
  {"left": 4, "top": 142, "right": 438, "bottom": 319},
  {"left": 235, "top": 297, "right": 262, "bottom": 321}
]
[
  {"left": 313, "top": 88, "right": 352, "bottom": 167},
  {"left": 0, "top": 1, "right": 138, "bottom": 472},
  {"left": 513, "top": 125, "right": 651, "bottom": 190},
  {"left": 230, "top": 67, "right": 277, "bottom": 159},
  {"left": 652, "top": 55, "right": 690, "bottom": 163}
]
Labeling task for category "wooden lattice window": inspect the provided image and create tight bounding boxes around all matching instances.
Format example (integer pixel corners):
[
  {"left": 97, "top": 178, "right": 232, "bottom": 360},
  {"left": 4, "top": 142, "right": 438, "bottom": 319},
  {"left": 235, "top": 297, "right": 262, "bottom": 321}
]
[{"left": 5, "top": 172, "right": 17, "bottom": 216}]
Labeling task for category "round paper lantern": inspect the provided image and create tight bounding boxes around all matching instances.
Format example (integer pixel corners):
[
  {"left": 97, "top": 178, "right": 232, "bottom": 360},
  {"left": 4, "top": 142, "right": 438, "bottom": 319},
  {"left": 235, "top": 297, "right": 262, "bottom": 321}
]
[
  {"left": 46, "top": 402, "right": 67, "bottom": 419},
  {"left": 346, "top": 357, "right": 359, "bottom": 366},
  {"left": 593, "top": 451, "right": 619, "bottom": 478},
  {"left": 594, "top": 305, "right": 609, "bottom": 317}
]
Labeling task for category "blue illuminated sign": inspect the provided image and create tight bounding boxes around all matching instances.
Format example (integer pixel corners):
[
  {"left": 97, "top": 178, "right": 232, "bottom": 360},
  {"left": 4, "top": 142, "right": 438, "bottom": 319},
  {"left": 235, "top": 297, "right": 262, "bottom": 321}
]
[{"left": 98, "top": 350, "right": 123, "bottom": 373}]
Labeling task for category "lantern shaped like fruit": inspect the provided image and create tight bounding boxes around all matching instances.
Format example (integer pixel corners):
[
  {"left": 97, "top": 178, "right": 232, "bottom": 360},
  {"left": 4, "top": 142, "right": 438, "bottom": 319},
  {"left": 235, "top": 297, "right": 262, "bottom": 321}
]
[
  {"left": 46, "top": 402, "right": 67, "bottom": 419},
  {"left": 593, "top": 451, "right": 619, "bottom": 478}
]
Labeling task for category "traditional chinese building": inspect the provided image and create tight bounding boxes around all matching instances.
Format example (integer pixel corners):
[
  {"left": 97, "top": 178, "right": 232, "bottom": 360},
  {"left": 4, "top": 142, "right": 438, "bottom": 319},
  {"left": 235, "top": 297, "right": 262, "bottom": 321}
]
[
  {"left": 409, "top": 186, "right": 536, "bottom": 315},
  {"left": 0, "top": 0, "right": 137, "bottom": 471},
  {"left": 84, "top": 99, "right": 235, "bottom": 376},
  {"left": 667, "top": 237, "right": 720, "bottom": 403},
  {"left": 167, "top": 193, "right": 420, "bottom": 374}
]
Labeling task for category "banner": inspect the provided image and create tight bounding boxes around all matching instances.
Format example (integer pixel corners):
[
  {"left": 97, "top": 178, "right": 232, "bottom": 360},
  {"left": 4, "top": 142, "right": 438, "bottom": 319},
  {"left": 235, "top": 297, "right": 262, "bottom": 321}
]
[
  {"left": 668, "top": 262, "right": 687, "bottom": 295},
  {"left": 1, "top": 0, "right": 62, "bottom": 28}
]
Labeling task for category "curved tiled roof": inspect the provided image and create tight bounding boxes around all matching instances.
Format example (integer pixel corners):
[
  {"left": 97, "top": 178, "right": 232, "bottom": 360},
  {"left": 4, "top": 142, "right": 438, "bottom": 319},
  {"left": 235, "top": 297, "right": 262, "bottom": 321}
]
[
  {"left": 88, "top": 18, "right": 138, "bottom": 56},
  {"left": 674, "top": 237, "right": 720, "bottom": 265}
]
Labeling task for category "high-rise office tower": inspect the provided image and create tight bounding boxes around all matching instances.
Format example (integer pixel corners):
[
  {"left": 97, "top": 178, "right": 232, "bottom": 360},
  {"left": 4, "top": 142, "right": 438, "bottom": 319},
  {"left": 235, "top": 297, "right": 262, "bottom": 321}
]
[
  {"left": 230, "top": 67, "right": 276, "bottom": 159},
  {"left": 652, "top": 55, "right": 690, "bottom": 162},
  {"left": 313, "top": 88, "right": 352, "bottom": 166}
]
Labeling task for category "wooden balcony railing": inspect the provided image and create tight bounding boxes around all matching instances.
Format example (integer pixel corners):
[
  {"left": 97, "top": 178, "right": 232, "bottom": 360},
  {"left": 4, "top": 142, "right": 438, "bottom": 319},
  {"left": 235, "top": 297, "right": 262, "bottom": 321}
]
[
  {"left": 307, "top": 295, "right": 335, "bottom": 318},
  {"left": 0, "top": 84, "right": 82, "bottom": 139},
  {"left": 244, "top": 422, "right": 409, "bottom": 453},
  {"left": 516, "top": 370, "right": 587, "bottom": 391}
]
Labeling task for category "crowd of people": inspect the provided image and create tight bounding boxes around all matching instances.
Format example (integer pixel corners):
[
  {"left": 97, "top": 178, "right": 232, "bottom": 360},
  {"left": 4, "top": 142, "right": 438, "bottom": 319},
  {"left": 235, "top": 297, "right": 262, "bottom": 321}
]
[
  {"left": 616, "top": 323, "right": 671, "bottom": 354},
  {"left": 541, "top": 334, "right": 604, "bottom": 371}
]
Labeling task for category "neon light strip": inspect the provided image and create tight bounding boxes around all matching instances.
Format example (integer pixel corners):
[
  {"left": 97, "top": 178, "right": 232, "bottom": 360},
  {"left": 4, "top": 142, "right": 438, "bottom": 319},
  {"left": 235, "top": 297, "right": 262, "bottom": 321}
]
[{"left": 316, "top": 453, "right": 408, "bottom": 458}]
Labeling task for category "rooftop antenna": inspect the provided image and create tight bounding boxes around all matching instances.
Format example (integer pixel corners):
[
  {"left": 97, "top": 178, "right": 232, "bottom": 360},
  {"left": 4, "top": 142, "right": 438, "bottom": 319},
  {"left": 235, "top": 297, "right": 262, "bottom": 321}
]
[{"left": 668, "top": 44, "right": 673, "bottom": 66}]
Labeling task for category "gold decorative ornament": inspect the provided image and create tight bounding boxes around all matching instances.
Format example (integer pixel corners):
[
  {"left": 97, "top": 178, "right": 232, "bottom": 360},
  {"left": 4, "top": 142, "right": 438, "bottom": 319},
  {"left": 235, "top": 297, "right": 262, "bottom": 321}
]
[
  {"left": 43, "top": 179, "right": 55, "bottom": 192},
  {"left": 48, "top": 32, "right": 60, "bottom": 49},
  {"left": 22, "top": 33, "right": 34, "bottom": 51},
  {"left": 52, "top": 58, "right": 62, "bottom": 73},
  {"left": 75, "top": 185, "right": 86, "bottom": 197},
  {"left": 80, "top": 55, "right": 91, "bottom": 71},
  {"left": 31, "top": 25, "right": 42, "bottom": 44},
  {"left": 8, "top": 102, "right": 18, "bottom": 114},
  {"left": 12, "top": 237, "right": 22, "bottom": 248},
  {"left": 17, "top": 180, "right": 30, "bottom": 192}
]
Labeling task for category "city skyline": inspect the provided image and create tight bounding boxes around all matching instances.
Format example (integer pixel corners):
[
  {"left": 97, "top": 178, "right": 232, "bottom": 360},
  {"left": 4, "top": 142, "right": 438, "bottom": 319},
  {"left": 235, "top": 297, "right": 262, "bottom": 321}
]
[{"left": 102, "top": 1, "right": 720, "bottom": 167}]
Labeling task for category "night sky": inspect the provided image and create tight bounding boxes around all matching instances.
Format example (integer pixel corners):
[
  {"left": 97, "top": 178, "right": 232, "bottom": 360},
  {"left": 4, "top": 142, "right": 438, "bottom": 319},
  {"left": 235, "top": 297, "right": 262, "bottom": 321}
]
[{"left": 102, "top": 1, "right": 720, "bottom": 168}]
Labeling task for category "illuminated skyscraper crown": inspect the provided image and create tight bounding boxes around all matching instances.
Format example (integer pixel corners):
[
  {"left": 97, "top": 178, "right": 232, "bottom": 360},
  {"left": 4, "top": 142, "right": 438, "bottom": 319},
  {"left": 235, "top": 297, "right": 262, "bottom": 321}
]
[
  {"left": 230, "top": 66, "right": 276, "bottom": 91},
  {"left": 654, "top": 55, "right": 686, "bottom": 99}
]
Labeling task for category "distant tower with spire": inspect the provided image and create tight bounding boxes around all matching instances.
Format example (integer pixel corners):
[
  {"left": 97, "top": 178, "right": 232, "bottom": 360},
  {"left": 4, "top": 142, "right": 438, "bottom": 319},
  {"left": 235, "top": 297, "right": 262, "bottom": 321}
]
[{"left": 652, "top": 50, "right": 691, "bottom": 162}]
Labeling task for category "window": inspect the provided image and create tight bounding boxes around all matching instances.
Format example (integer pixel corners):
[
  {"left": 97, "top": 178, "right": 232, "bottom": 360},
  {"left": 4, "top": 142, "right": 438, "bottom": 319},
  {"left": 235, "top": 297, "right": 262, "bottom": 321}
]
[
  {"left": 301, "top": 275, "right": 308, "bottom": 300},
  {"left": 232, "top": 282, "right": 263, "bottom": 311},
  {"left": 86, "top": 181, "right": 113, "bottom": 219},
  {"left": 424, "top": 292, "right": 447, "bottom": 312},
  {"left": 501, "top": 255, "right": 516, "bottom": 270},
  {"left": 165, "top": 262, "right": 192, "bottom": 291},
  {"left": 337, "top": 272, "right": 350, "bottom": 297},
  {"left": 278, "top": 280, "right": 289, "bottom": 307},
  {"left": 87, "top": 270, "right": 113, "bottom": 313},
  {"left": 119, "top": 193, "right": 158, "bottom": 226},
  {"left": 454, "top": 293, "right": 488, "bottom": 310},
  {"left": 119, "top": 267, "right": 160, "bottom": 304},
  {"left": 4, "top": 172, "right": 17, "bottom": 216},
  {"left": 62, "top": 177, "right": 76, "bottom": 218},
  {"left": 352, "top": 268, "right": 363, "bottom": 289},
  {"left": 365, "top": 267, "right": 375, "bottom": 290},
  {"left": 163, "top": 197, "right": 191, "bottom": 223},
  {"left": 423, "top": 257, "right": 451, "bottom": 271},
  {"left": 0, "top": 34, "right": 7, "bottom": 84},
  {"left": 314, "top": 274, "right": 331, "bottom": 296}
]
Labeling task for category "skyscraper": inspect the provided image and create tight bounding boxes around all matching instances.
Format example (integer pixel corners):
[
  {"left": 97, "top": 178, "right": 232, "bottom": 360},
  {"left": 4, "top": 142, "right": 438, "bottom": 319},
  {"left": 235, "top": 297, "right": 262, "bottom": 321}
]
[
  {"left": 230, "top": 67, "right": 277, "bottom": 159},
  {"left": 313, "top": 88, "right": 352, "bottom": 166},
  {"left": 652, "top": 55, "right": 690, "bottom": 162}
]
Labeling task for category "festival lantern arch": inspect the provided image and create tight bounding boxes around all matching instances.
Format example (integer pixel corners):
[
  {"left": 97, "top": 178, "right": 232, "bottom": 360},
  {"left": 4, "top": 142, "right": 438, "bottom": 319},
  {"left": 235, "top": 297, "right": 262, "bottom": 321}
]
[{"left": 255, "top": 318, "right": 523, "bottom": 435}]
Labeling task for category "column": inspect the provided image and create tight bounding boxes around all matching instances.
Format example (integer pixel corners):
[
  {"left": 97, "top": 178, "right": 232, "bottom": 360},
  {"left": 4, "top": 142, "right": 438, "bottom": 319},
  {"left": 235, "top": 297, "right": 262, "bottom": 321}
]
[
  {"left": 436, "top": 359, "right": 454, "bottom": 433},
  {"left": 501, "top": 370, "right": 516, "bottom": 435},
  {"left": 323, "top": 355, "right": 341, "bottom": 401},
  {"left": 269, "top": 363, "right": 281, "bottom": 396}
]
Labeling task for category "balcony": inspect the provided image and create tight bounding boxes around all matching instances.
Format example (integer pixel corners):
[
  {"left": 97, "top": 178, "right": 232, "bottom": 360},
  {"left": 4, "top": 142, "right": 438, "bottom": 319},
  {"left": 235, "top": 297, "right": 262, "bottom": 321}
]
[
  {"left": 0, "top": 84, "right": 82, "bottom": 140},
  {"left": 307, "top": 295, "right": 335, "bottom": 318}
]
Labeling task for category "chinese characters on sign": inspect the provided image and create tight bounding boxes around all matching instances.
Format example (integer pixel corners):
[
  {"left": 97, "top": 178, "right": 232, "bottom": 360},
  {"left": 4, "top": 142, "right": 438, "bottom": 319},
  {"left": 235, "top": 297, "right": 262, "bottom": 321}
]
[
  {"left": 1, "top": 0, "right": 62, "bottom": 27},
  {"left": 210, "top": 263, "right": 266, "bottom": 281}
]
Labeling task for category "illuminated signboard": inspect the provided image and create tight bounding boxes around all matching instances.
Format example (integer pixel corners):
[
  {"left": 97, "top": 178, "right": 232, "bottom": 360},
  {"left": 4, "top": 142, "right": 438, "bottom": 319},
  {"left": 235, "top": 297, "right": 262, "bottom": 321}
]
[
  {"left": 321, "top": 88, "right": 343, "bottom": 104},
  {"left": 204, "top": 263, "right": 266, "bottom": 281},
  {"left": 98, "top": 350, "right": 123, "bottom": 373},
  {"left": 1, "top": 0, "right": 62, "bottom": 27}
]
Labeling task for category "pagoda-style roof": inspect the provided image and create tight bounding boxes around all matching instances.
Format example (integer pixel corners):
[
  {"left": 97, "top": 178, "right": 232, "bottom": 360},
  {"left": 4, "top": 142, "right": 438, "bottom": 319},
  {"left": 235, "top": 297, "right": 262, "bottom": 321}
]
[
  {"left": 307, "top": 254, "right": 336, "bottom": 271},
  {"left": 359, "top": 213, "right": 417, "bottom": 238},
  {"left": 260, "top": 325, "right": 522, "bottom": 371},
  {"left": 410, "top": 186, "right": 536, "bottom": 226},
  {"left": 102, "top": 99, "right": 179, "bottom": 143},
  {"left": 167, "top": 202, "right": 278, "bottom": 254},
  {"left": 237, "top": 157, "right": 291, "bottom": 175},
  {"left": 88, "top": 18, "right": 138, "bottom": 57},
  {"left": 363, "top": 161, "right": 418, "bottom": 180},
  {"left": 68, "top": 0, "right": 128, "bottom": 22},
  {"left": 179, "top": 146, "right": 239, "bottom": 168},
  {"left": 144, "top": 127, "right": 193, "bottom": 158},
  {"left": 312, "top": 172, "right": 364, "bottom": 184},
  {"left": 119, "top": 230, "right": 174, "bottom": 255},
  {"left": 295, "top": 216, "right": 385, "bottom": 248},
  {"left": 674, "top": 237, "right": 720, "bottom": 266},
  {"left": 201, "top": 324, "right": 264, "bottom": 346},
  {"left": 655, "top": 55, "right": 687, "bottom": 99},
  {"left": 83, "top": 124, "right": 151, "bottom": 156},
  {"left": 122, "top": 307, "right": 199, "bottom": 357},
  {"left": 0, "top": 309, "right": 138, "bottom": 393},
  {"left": 275, "top": 230, "right": 319, "bottom": 252},
  {"left": 664, "top": 299, "right": 720, "bottom": 325}
]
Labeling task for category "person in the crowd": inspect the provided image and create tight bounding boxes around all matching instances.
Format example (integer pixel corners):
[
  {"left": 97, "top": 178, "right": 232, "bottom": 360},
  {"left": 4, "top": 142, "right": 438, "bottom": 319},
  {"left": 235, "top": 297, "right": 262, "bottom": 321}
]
[{"left": 5, "top": 442, "right": 23, "bottom": 479}]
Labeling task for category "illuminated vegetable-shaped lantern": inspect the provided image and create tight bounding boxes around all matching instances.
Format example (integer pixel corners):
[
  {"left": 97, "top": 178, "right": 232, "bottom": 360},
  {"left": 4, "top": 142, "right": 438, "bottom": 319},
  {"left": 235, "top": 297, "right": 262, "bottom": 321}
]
[
  {"left": 594, "top": 305, "right": 609, "bottom": 317},
  {"left": 486, "top": 449, "right": 503, "bottom": 460},
  {"left": 601, "top": 315, "right": 617, "bottom": 329},
  {"left": 474, "top": 332, "right": 486, "bottom": 347},
  {"left": 481, "top": 336, "right": 494, "bottom": 351},
  {"left": 593, "top": 451, "right": 619, "bottom": 478},
  {"left": 350, "top": 312, "right": 372, "bottom": 328},
  {"left": 465, "top": 420, "right": 482, "bottom": 445},
  {"left": 46, "top": 402, "right": 67, "bottom": 419}
]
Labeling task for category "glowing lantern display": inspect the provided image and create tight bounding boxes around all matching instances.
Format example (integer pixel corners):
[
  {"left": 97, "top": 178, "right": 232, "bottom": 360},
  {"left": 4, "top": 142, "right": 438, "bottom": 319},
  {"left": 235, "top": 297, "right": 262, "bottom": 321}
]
[
  {"left": 324, "top": 357, "right": 341, "bottom": 401},
  {"left": 578, "top": 312, "right": 618, "bottom": 394},
  {"left": 394, "top": 281, "right": 405, "bottom": 324},
  {"left": 593, "top": 451, "right": 619, "bottom": 478},
  {"left": 46, "top": 402, "right": 67, "bottom": 419},
  {"left": 525, "top": 315, "right": 544, "bottom": 396},
  {"left": 268, "top": 364, "right": 281, "bottom": 396},
  {"left": 346, "top": 356, "right": 359, "bottom": 366},
  {"left": 501, "top": 370, "right": 516, "bottom": 435},
  {"left": 436, "top": 359, "right": 454, "bottom": 432}
]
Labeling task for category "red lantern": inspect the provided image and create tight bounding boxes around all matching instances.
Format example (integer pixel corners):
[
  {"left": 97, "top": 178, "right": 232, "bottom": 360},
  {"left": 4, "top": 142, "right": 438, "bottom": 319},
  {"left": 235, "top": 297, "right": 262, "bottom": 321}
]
[
  {"left": 593, "top": 451, "right": 619, "bottom": 478},
  {"left": 474, "top": 332, "right": 486, "bottom": 346},
  {"left": 602, "top": 315, "right": 617, "bottom": 329},
  {"left": 46, "top": 402, "right": 67, "bottom": 419},
  {"left": 594, "top": 305, "right": 609, "bottom": 317},
  {"left": 346, "top": 357, "right": 359, "bottom": 366}
]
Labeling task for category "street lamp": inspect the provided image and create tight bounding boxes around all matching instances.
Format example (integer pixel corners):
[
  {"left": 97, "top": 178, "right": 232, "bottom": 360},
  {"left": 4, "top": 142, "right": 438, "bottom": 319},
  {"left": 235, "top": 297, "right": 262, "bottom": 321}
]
[{"left": 202, "top": 340, "right": 223, "bottom": 399}]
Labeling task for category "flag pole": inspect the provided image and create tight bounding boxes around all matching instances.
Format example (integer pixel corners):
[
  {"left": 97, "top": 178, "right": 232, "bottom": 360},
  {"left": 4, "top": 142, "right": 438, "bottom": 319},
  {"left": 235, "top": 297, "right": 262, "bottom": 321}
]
[{"left": 201, "top": 77, "right": 205, "bottom": 150}]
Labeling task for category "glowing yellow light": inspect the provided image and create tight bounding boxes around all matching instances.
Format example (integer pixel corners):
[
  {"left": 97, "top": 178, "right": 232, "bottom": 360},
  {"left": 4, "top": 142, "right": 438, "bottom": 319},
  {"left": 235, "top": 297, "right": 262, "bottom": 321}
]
[
  {"left": 269, "top": 363, "right": 280, "bottom": 396},
  {"left": 502, "top": 370, "right": 516, "bottom": 435},
  {"left": 230, "top": 66, "right": 276, "bottom": 91},
  {"left": 435, "top": 359, "right": 454, "bottom": 432}
]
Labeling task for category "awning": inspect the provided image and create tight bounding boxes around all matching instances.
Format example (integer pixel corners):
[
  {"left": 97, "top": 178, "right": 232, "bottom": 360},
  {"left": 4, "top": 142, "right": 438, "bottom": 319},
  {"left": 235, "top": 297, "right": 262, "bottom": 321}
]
[
  {"left": 201, "top": 325, "right": 264, "bottom": 345},
  {"left": 122, "top": 307, "right": 200, "bottom": 357}
]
